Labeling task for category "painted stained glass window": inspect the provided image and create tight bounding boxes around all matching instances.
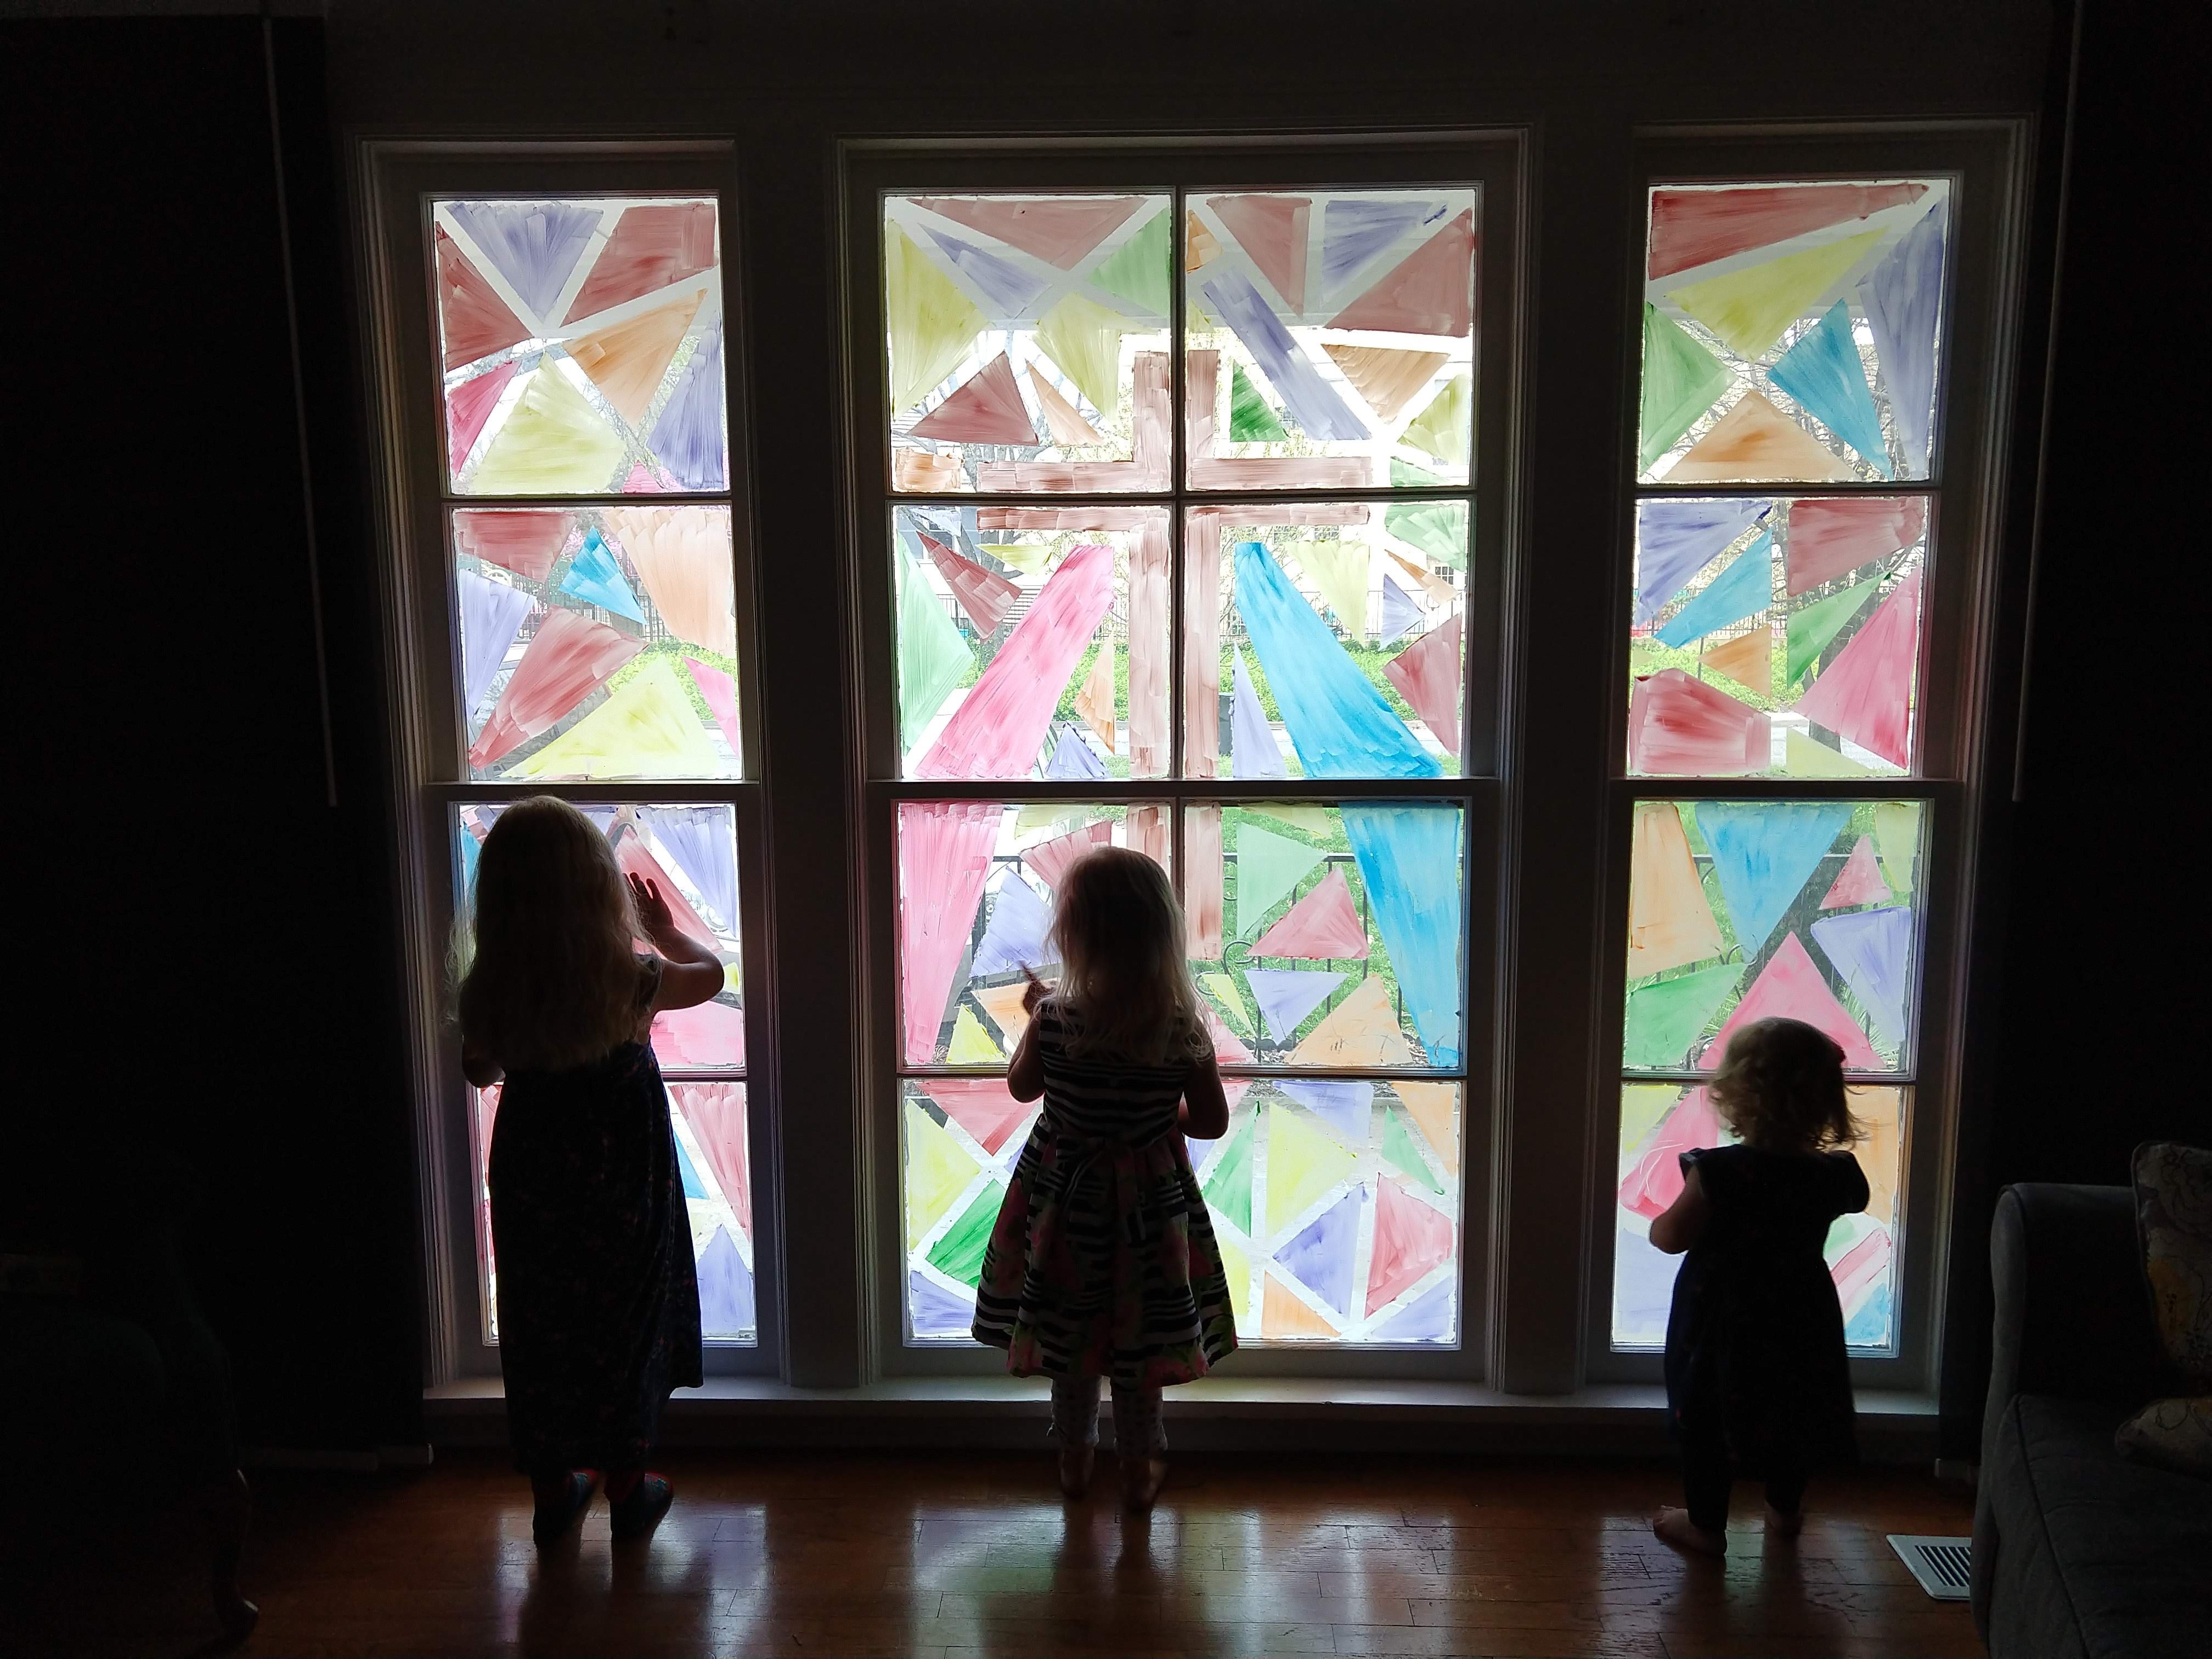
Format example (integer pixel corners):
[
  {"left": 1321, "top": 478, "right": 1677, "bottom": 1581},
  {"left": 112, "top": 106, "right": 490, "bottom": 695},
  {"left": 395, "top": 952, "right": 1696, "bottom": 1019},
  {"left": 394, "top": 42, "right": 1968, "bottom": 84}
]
[
  {"left": 433, "top": 194, "right": 753, "bottom": 1346},
  {"left": 887, "top": 186, "right": 1479, "bottom": 1348},
  {"left": 1615, "top": 178, "right": 1949, "bottom": 1357}
]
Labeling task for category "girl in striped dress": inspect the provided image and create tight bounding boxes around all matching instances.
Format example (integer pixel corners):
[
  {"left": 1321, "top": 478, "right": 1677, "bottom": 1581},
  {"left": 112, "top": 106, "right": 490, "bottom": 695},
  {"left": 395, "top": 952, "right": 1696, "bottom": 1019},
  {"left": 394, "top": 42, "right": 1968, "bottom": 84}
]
[{"left": 971, "top": 846, "right": 1239, "bottom": 1509}]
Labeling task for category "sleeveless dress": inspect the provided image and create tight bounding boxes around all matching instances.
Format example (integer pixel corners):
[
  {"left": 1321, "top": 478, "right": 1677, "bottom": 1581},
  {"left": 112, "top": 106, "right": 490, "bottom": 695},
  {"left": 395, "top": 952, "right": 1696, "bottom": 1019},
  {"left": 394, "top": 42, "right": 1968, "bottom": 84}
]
[
  {"left": 970, "top": 1003, "right": 1239, "bottom": 1387},
  {"left": 1664, "top": 1143, "right": 1868, "bottom": 1475},
  {"left": 487, "top": 958, "right": 703, "bottom": 1475}
]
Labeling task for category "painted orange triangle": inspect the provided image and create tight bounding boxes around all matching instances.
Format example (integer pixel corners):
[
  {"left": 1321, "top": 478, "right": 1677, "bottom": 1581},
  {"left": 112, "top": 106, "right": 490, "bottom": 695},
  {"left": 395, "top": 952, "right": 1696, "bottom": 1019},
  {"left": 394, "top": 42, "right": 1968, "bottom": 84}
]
[
  {"left": 1028, "top": 366, "right": 1101, "bottom": 446},
  {"left": 1210, "top": 194, "right": 1310, "bottom": 312},
  {"left": 1329, "top": 210, "right": 1475, "bottom": 338},
  {"left": 1668, "top": 391, "right": 1856, "bottom": 483},
  {"left": 1263, "top": 1270, "right": 1341, "bottom": 1338},
  {"left": 566, "top": 292, "right": 703, "bottom": 421},
  {"left": 1702, "top": 627, "right": 1772, "bottom": 696},
  {"left": 1322, "top": 345, "right": 1448, "bottom": 423},
  {"left": 1394, "top": 1080, "right": 1459, "bottom": 1177},
  {"left": 910, "top": 353, "right": 1039, "bottom": 445},
  {"left": 1186, "top": 211, "right": 1221, "bottom": 272}
]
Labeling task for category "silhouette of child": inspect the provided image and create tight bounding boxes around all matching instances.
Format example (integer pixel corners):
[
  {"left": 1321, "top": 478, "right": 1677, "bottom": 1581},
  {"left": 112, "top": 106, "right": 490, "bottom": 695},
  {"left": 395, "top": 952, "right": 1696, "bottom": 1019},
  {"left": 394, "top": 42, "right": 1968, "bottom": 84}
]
[{"left": 1647, "top": 1017, "right": 1869, "bottom": 1555}]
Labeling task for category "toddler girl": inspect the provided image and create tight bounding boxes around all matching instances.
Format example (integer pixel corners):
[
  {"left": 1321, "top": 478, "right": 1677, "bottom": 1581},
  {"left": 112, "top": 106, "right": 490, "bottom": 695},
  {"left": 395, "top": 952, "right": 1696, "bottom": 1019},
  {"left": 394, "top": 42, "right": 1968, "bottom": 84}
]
[
  {"left": 458, "top": 797, "right": 725, "bottom": 1544},
  {"left": 971, "top": 847, "right": 1239, "bottom": 1509},
  {"left": 1648, "top": 1015, "right": 1870, "bottom": 1556}
]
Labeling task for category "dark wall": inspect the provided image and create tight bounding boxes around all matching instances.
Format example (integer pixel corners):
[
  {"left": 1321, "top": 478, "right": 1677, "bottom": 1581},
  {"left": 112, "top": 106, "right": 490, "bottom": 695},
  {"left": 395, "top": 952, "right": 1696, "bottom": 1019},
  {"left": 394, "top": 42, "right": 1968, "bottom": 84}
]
[
  {"left": 1938, "top": 0, "right": 2207, "bottom": 1456},
  {"left": 9, "top": 18, "right": 421, "bottom": 1451}
]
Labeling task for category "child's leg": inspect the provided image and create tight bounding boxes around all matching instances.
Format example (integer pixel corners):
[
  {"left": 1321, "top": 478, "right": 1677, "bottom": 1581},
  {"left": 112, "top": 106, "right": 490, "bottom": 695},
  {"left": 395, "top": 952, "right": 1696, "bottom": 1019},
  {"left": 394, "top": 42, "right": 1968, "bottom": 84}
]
[
  {"left": 1049, "top": 1375, "right": 1102, "bottom": 1446},
  {"left": 1762, "top": 1463, "right": 1806, "bottom": 1536},
  {"left": 1109, "top": 1384, "right": 1166, "bottom": 1456},
  {"left": 1653, "top": 1414, "right": 1730, "bottom": 1555}
]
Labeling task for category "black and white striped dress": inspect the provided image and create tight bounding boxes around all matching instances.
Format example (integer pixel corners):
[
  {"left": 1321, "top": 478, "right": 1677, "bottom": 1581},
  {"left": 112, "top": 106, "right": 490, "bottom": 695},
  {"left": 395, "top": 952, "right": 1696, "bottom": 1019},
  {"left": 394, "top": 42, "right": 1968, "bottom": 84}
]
[{"left": 970, "top": 1001, "right": 1239, "bottom": 1387}]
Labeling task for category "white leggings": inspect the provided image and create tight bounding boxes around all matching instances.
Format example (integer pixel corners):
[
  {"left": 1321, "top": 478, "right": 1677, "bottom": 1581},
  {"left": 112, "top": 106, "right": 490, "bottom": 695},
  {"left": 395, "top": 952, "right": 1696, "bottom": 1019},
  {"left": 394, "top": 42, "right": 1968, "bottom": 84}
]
[{"left": 1050, "top": 1375, "right": 1166, "bottom": 1454}]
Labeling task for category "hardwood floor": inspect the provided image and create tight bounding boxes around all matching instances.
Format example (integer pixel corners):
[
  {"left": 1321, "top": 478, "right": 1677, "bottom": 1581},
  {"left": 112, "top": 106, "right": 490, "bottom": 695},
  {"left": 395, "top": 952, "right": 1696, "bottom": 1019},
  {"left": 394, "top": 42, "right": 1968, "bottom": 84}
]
[{"left": 11, "top": 1449, "right": 1982, "bottom": 1657}]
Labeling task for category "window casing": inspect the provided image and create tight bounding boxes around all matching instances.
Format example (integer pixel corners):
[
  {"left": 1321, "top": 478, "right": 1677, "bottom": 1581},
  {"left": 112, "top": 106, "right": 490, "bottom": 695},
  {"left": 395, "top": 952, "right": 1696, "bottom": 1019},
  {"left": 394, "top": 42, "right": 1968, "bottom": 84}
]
[{"left": 847, "top": 143, "right": 1521, "bottom": 1377}]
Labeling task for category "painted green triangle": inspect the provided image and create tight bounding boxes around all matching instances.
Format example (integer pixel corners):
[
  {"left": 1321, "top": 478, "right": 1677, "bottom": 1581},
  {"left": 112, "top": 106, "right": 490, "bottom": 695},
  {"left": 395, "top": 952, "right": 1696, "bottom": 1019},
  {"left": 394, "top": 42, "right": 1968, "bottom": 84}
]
[
  {"left": 1230, "top": 362, "right": 1289, "bottom": 442},
  {"left": 1086, "top": 208, "right": 1171, "bottom": 318},
  {"left": 1639, "top": 303, "right": 1733, "bottom": 473},
  {"left": 924, "top": 1180, "right": 1005, "bottom": 1288},
  {"left": 1380, "top": 1106, "right": 1444, "bottom": 1195},
  {"left": 1392, "top": 458, "right": 1443, "bottom": 487},
  {"left": 1200, "top": 1111, "right": 1256, "bottom": 1237},
  {"left": 1235, "top": 823, "right": 1327, "bottom": 933},
  {"left": 1786, "top": 576, "right": 1881, "bottom": 685},
  {"left": 1623, "top": 963, "right": 1742, "bottom": 1070},
  {"left": 897, "top": 551, "right": 974, "bottom": 747},
  {"left": 1386, "top": 498, "right": 1467, "bottom": 568}
]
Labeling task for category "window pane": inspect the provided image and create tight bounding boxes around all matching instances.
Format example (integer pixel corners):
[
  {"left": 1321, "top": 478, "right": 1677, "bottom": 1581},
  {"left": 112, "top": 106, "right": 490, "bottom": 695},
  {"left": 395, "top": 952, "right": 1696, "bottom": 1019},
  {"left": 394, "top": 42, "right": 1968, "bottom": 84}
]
[
  {"left": 1197, "top": 1081, "right": 1461, "bottom": 1345},
  {"left": 473, "top": 1080, "right": 758, "bottom": 1345},
  {"left": 883, "top": 194, "right": 1172, "bottom": 493},
  {"left": 1638, "top": 180, "right": 1950, "bottom": 484},
  {"left": 1612, "top": 1082, "right": 1906, "bottom": 1352},
  {"left": 895, "top": 801, "right": 1173, "bottom": 1066},
  {"left": 1186, "top": 189, "right": 1479, "bottom": 487},
  {"left": 1622, "top": 799, "right": 1923, "bottom": 1077},
  {"left": 902, "top": 1075, "right": 1040, "bottom": 1341},
  {"left": 454, "top": 506, "right": 738, "bottom": 780},
  {"left": 436, "top": 196, "right": 725, "bottom": 495},
  {"left": 1188, "top": 508, "right": 1465, "bottom": 780},
  {"left": 455, "top": 800, "right": 746, "bottom": 1069},
  {"left": 893, "top": 506, "right": 1171, "bottom": 780},
  {"left": 1627, "top": 495, "right": 1926, "bottom": 776},
  {"left": 1191, "top": 800, "right": 1464, "bottom": 1071}
]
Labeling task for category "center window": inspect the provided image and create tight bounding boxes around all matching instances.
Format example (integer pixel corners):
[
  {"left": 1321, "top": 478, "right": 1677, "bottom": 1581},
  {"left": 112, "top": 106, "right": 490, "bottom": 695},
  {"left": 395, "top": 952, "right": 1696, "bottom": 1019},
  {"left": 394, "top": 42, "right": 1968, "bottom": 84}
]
[{"left": 857, "top": 157, "right": 1510, "bottom": 1360}]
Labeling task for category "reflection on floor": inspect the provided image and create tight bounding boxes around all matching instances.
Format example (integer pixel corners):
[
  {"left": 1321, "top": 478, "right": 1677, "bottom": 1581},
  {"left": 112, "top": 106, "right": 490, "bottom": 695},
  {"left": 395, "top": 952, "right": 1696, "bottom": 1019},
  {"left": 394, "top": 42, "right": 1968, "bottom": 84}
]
[{"left": 9, "top": 1448, "right": 1980, "bottom": 1657}]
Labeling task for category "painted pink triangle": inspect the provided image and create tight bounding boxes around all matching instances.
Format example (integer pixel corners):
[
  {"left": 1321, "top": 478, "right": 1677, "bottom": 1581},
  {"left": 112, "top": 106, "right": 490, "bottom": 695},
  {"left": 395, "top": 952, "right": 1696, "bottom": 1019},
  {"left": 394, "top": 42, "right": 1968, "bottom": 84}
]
[
  {"left": 1383, "top": 613, "right": 1462, "bottom": 755},
  {"left": 1820, "top": 836, "right": 1892, "bottom": 909},
  {"left": 1209, "top": 194, "right": 1310, "bottom": 312},
  {"left": 912, "top": 196, "right": 1144, "bottom": 269},
  {"left": 1024, "top": 820, "right": 1113, "bottom": 890},
  {"left": 923, "top": 1077, "right": 1034, "bottom": 1155},
  {"left": 1617, "top": 1089, "right": 1722, "bottom": 1220},
  {"left": 1250, "top": 868, "right": 1369, "bottom": 960},
  {"left": 447, "top": 360, "right": 518, "bottom": 475},
  {"left": 1702, "top": 933, "right": 1881, "bottom": 1071},
  {"left": 1328, "top": 210, "right": 1475, "bottom": 337},
  {"left": 621, "top": 462, "right": 662, "bottom": 493},
  {"left": 1793, "top": 569, "right": 1921, "bottom": 768},
  {"left": 910, "top": 353, "right": 1039, "bottom": 445},
  {"left": 921, "top": 532, "right": 1020, "bottom": 634},
  {"left": 1367, "top": 1176, "right": 1455, "bottom": 1316},
  {"left": 1786, "top": 497, "right": 1926, "bottom": 595},
  {"left": 1648, "top": 182, "right": 1928, "bottom": 281}
]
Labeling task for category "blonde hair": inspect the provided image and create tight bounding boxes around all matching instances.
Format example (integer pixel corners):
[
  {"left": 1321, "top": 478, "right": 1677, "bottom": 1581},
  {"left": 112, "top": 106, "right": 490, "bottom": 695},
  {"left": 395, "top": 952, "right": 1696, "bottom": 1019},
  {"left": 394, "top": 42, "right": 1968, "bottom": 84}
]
[
  {"left": 1708, "top": 1017, "right": 1863, "bottom": 1153},
  {"left": 456, "top": 797, "right": 645, "bottom": 1071},
  {"left": 1044, "top": 846, "right": 1210, "bottom": 1066}
]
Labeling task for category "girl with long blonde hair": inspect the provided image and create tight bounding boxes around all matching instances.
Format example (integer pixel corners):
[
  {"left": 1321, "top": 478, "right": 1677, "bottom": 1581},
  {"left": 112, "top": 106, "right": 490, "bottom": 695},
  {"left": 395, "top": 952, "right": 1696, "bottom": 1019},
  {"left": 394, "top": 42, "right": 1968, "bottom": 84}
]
[
  {"left": 458, "top": 797, "right": 725, "bottom": 1545},
  {"left": 970, "top": 845, "right": 1239, "bottom": 1509}
]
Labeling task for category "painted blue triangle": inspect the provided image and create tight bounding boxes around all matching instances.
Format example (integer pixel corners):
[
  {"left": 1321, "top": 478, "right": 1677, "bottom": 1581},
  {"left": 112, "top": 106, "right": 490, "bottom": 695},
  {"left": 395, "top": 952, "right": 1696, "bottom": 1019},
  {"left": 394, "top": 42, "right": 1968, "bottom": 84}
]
[
  {"left": 697, "top": 1224, "right": 755, "bottom": 1335},
  {"left": 908, "top": 1268, "right": 975, "bottom": 1338},
  {"left": 1230, "top": 646, "right": 1285, "bottom": 780},
  {"left": 559, "top": 529, "right": 646, "bottom": 623},
  {"left": 1377, "top": 573, "right": 1423, "bottom": 647},
  {"left": 1655, "top": 534, "right": 1773, "bottom": 647},
  {"left": 1634, "top": 499, "right": 1770, "bottom": 624},
  {"left": 1245, "top": 968, "right": 1347, "bottom": 1042},
  {"left": 1043, "top": 723, "right": 1107, "bottom": 781},
  {"left": 457, "top": 826, "right": 481, "bottom": 897},
  {"left": 1843, "top": 1278, "right": 1893, "bottom": 1347},
  {"left": 1342, "top": 803, "right": 1463, "bottom": 1066},
  {"left": 1278, "top": 1079, "right": 1374, "bottom": 1147},
  {"left": 675, "top": 1136, "right": 710, "bottom": 1200},
  {"left": 1371, "top": 1274, "right": 1454, "bottom": 1341},
  {"left": 1321, "top": 199, "right": 1433, "bottom": 295},
  {"left": 1694, "top": 801, "right": 1856, "bottom": 955},
  {"left": 1769, "top": 301, "right": 1892, "bottom": 477},
  {"left": 1274, "top": 1187, "right": 1364, "bottom": 1316},
  {"left": 924, "top": 228, "right": 1049, "bottom": 315},
  {"left": 972, "top": 872, "right": 1054, "bottom": 978}
]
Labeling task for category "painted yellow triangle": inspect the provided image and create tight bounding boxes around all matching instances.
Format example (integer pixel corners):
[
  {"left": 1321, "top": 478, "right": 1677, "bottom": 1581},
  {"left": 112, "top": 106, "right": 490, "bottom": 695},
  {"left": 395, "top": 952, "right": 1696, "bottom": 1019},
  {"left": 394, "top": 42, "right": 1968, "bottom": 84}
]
[
  {"left": 1785, "top": 727, "right": 1874, "bottom": 777},
  {"left": 1620, "top": 1084, "right": 1682, "bottom": 1161},
  {"left": 904, "top": 1098, "right": 981, "bottom": 1251},
  {"left": 1034, "top": 293, "right": 1127, "bottom": 416},
  {"left": 1401, "top": 374, "right": 1472, "bottom": 466},
  {"left": 887, "top": 227, "right": 984, "bottom": 413},
  {"left": 946, "top": 1003, "right": 1003, "bottom": 1063},
  {"left": 1290, "top": 977, "right": 1415, "bottom": 1068},
  {"left": 1873, "top": 802, "right": 1921, "bottom": 893},
  {"left": 1075, "top": 637, "right": 1116, "bottom": 751},
  {"left": 1200, "top": 972, "right": 1250, "bottom": 1032},
  {"left": 470, "top": 367, "right": 626, "bottom": 494},
  {"left": 1265, "top": 1104, "right": 1359, "bottom": 1239},
  {"left": 1297, "top": 540, "right": 1369, "bottom": 639},
  {"left": 508, "top": 658, "right": 719, "bottom": 780},
  {"left": 1250, "top": 804, "right": 1336, "bottom": 837},
  {"left": 1666, "top": 227, "right": 1885, "bottom": 359},
  {"left": 1217, "top": 1232, "right": 1252, "bottom": 1319}
]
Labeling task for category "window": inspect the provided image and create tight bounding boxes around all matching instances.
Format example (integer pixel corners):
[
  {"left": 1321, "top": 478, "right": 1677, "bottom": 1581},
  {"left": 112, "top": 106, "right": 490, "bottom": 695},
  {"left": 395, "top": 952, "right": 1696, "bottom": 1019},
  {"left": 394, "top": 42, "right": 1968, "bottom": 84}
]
[
  {"left": 369, "top": 155, "right": 775, "bottom": 1376},
  {"left": 1609, "top": 177, "right": 1954, "bottom": 1357},
  {"left": 855, "top": 150, "right": 1514, "bottom": 1367}
]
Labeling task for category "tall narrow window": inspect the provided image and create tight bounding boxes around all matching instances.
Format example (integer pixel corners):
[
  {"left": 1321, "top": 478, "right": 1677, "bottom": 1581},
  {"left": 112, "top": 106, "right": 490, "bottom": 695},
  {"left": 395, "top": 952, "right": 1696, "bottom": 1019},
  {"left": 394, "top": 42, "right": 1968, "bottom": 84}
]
[
  {"left": 864, "top": 159, "right": 1509, "bottom": 1362},
  {"left": 1611, "top": 179, "right": 1951, "bottom": 1355},
  {"left": 409, "top": 183, "right": 765, "bottom": 1358}
]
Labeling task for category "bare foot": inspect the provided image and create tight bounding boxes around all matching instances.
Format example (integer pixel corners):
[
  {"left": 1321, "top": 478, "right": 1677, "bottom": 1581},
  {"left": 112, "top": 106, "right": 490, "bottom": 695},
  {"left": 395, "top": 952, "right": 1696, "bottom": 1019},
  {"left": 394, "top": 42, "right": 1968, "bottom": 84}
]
[
  {"left": 1652, "top": 1505, "right": 1726, "bottom": 1556},
  {"left": 1057, "top": 1444, "right": 1094, "bottom": 1499},
  {"left": 1764, "top": 1502, "right": 1803, "bottom": 1539},
  {"left": 1121, "top": 1454, "right": 1168, "bottom": 1512}
]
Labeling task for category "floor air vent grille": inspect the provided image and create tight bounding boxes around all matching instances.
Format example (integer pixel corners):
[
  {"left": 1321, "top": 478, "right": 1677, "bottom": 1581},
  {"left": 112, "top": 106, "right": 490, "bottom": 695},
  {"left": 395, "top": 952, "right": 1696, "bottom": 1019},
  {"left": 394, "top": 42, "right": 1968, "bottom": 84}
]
[{"left": 1887, "top": 1534, "right": 1972, "bottom": 1601}]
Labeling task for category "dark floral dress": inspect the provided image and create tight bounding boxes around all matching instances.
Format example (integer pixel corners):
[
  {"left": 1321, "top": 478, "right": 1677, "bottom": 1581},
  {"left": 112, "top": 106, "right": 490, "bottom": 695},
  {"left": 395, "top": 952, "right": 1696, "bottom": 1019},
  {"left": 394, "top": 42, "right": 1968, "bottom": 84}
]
[
  {"left": 487, "top": 960, "right": 701, "bottom": 1476},
  {"left": 1664, "top": 1143, "right": 1867, "bottom": 1477}
]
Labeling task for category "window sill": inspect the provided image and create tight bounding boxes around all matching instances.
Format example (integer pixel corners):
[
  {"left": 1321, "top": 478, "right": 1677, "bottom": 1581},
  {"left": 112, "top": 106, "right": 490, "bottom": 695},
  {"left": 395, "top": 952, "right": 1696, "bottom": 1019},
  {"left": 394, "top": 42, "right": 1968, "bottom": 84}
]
[{"left": 424, "top": 1376, "right": 1937, "bottom": 1458}]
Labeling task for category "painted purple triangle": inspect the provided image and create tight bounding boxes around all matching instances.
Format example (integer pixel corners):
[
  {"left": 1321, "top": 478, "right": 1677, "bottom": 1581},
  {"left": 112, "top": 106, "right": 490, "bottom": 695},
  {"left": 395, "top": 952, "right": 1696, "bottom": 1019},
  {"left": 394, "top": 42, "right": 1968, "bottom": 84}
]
[
  {"left": 1370, "top": 1274, "right": 1454, "bottom": 1341},
  {"left": 1274, "top": 1186, "right": 1365, "bottom": 1317},
  {"left": 1634, "top": 498, "right": 1770, "bottom": 624},
  {"left": 1378, "top": 573, "right": 1423, "bottom": 647},
  {"left": 1043, "top": 723, "right": 1107, "bottom": 781},
  {"left": 1809, "top": 904, "right": 1914, "bottom": 1049},
  {"left": 644, "top": 806, "right": 738, "bottom": 936},
  {"left": 1230, "top": 646, "right": 1285, "bottom": 779},
  {"left": 1245, "top": 968, "right": 1347, "bottom": 1042},
  {"left": 970, "top": 871, "right": 1054, "bottom": 978},
  {"left": 446, "top": 200, "right": 604, "bottom": 322},
  {"left": 908, "top": 1269, "right": 975, "bottom": 1338},
  {"left": 650, "top": 321, "right": 727, "bottom": 489},
  {"left": 1277, "top": 1079, "right": 1373, "bottom": 1146},
  {"left": 696, "top": 1225, "right": 755, "bottom": 1336},
  {"left": 925, "top": 228, "right": 1049, "bottom": 314},
  {"left": 458, "top": 570, "right": 534, "bottom": 719}
]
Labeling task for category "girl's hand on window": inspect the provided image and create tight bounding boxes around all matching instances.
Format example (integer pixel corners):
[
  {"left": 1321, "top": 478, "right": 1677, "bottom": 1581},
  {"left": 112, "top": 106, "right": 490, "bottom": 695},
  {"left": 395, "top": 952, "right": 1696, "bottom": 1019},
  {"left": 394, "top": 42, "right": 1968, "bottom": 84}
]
[
  {"left": 628, "top": 872, "right": 676, "bottom": 940},
  {"left": 1021, "top": 967, "right": 1052, "bottom": 1014}
]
